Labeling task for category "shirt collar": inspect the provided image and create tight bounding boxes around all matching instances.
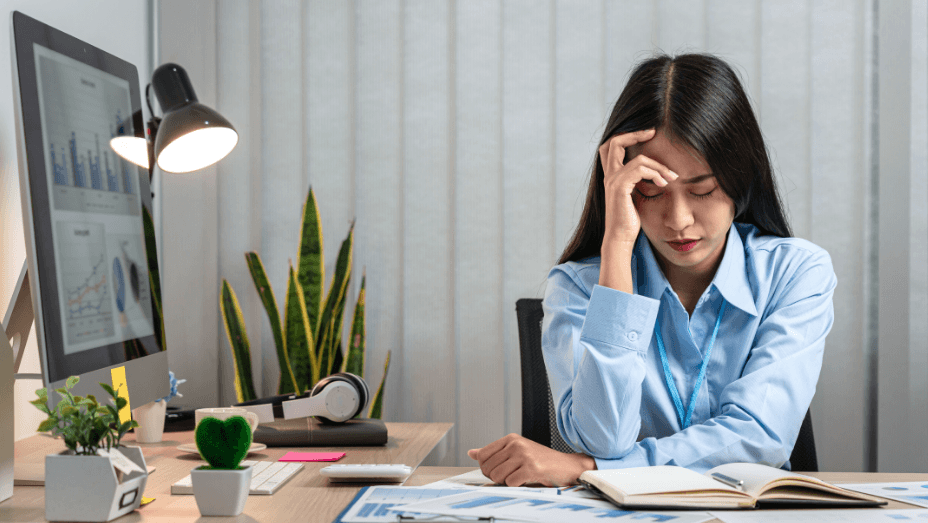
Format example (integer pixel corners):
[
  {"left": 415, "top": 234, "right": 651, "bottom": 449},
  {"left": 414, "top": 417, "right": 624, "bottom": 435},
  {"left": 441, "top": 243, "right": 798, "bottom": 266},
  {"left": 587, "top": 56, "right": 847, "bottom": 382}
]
[{"left": 632, "top": 223, "right": 758, "bottom": 317}]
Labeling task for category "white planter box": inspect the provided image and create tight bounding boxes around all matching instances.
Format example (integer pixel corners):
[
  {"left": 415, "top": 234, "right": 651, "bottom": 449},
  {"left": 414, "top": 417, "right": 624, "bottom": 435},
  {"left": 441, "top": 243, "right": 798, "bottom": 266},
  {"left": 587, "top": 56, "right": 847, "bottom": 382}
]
[
  {"left": 191, "top": 465, "right": 252, "bottom": 516},
  {"left": 45, "top": 446, "right": 148, "bottom": 522}
]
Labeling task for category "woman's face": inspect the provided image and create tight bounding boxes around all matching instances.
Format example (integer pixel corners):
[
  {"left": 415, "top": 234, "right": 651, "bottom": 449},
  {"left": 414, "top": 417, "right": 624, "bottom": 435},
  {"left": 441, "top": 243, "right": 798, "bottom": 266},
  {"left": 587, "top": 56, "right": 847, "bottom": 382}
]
[{"left": 628, "top": 131, "right": 735, "bottom": 277}]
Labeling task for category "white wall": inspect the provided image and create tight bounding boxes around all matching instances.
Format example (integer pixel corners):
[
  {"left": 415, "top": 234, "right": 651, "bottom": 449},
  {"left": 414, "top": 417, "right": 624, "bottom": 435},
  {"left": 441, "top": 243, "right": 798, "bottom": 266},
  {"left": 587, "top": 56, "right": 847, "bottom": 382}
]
[
  {"left": 0, "top": 1, "right": 150, "bottom": 441},
  {"left": 156, "top": 0, "right": 908, "bottom": 472}
]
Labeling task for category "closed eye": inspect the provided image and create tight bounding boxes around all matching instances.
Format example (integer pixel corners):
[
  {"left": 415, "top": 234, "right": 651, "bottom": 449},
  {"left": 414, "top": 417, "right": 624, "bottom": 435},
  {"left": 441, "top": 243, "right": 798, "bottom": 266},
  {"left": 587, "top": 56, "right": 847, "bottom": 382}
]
[
  {"left": 635, "top": 188, "right": 717, "bottom": 201},
  {"left": 692, "top": 188, "right": 716, "bottom": 199}
]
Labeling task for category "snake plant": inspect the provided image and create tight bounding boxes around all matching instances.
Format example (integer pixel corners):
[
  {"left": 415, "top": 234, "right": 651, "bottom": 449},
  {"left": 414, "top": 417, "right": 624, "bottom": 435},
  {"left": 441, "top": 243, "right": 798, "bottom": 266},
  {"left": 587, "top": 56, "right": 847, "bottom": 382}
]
[{"left": 220, "top": 187, "right": 390, "bottom": 419}]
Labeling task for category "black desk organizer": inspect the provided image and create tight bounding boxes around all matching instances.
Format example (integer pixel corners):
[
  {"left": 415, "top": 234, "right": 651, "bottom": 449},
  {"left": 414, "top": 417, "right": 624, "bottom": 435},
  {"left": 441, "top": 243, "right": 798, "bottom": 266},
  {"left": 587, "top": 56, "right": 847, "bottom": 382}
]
[{"left": 253, "top": 417, "right": 388, "bottom": 447}]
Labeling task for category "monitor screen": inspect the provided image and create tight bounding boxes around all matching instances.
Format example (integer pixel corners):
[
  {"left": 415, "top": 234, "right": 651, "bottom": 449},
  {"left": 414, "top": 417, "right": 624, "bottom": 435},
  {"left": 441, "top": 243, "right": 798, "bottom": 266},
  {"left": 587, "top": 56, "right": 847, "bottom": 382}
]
[{"left": 10, "top": 11, "right": 167, "bottom": 405}]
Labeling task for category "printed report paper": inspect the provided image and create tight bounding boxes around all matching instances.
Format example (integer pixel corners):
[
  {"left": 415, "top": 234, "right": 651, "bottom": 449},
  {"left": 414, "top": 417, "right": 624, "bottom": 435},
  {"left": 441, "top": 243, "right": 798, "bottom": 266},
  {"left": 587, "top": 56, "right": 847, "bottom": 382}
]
[
  {"left": 836, "top": 481, "right": 928, "bottom": 508},
  {"left": 397, "top": 489, "right": 714, "bottom": 523},
  {"left": 709, "top": 508, "right": 928, "bottom": 523}
]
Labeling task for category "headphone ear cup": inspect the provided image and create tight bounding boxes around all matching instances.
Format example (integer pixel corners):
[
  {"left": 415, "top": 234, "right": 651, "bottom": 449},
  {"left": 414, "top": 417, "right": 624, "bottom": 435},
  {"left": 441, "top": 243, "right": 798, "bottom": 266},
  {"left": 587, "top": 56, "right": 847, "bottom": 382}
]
[
  {"left": 334, "top": 372, "right": 370, "bottom": 417},
  {"left": 309, "top": 374, "right": 367, "bottom": 423}
]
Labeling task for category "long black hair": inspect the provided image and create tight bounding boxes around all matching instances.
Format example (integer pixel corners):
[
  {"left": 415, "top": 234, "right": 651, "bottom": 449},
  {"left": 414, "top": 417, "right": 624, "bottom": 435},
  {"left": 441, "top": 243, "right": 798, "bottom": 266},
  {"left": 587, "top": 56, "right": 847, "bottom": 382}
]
[{"left": 558, "top": 53, "right": 791, "bottom": 265}]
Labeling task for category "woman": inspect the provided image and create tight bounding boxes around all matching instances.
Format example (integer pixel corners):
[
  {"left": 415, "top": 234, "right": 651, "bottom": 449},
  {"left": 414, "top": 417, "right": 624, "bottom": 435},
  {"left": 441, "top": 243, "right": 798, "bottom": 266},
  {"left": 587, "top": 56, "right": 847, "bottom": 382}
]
[{"left": 469, "top": 53, "right": 836, "bottom": 486}]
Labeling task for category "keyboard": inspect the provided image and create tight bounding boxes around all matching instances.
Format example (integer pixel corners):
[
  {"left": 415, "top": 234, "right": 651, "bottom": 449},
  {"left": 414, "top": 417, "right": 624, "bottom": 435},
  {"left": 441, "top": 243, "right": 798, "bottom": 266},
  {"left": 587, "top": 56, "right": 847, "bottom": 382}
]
[{"left": 171, "top": 460, "right": 304, "bottom": 496}]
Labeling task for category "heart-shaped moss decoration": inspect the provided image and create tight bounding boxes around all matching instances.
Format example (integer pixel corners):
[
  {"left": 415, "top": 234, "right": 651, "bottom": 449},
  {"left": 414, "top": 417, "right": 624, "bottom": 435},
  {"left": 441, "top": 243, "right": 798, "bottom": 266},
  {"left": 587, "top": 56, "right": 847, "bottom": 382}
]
[{"left": 194, "top": 416, "right": 252, "bottom": 469}]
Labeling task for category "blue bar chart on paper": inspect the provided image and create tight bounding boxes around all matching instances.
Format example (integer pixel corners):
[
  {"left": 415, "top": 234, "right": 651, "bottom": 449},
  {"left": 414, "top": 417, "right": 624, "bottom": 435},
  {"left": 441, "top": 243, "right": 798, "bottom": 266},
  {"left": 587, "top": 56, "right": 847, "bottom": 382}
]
[{"left": 336, "top": 486, "right": 715, "bottom": 523}]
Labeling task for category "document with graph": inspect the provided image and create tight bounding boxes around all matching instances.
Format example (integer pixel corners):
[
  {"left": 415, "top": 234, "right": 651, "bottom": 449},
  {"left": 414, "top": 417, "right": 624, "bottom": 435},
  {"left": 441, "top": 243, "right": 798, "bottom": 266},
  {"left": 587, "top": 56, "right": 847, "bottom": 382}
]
[
  {"left": 394, "top": 488, "right": 715, "bottom": 523},
  {"left": 836, "top": 481, "right": 928, "bottom": 508}
]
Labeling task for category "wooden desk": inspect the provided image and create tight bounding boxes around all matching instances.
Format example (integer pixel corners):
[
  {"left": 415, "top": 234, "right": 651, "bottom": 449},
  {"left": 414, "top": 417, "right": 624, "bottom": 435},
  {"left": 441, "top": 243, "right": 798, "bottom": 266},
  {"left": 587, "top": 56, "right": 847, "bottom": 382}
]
[{"left": 1, "top": 422, "right": 452, "bottom": 522}]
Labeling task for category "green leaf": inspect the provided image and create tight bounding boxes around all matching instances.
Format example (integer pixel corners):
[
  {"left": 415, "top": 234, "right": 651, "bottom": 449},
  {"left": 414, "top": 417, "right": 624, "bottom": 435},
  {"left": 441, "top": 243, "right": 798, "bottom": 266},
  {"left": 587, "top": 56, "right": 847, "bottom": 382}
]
[
  {"left": 328, "top": 274, "right": 349, "bottom": 376},
  {"left": 316, "top": 225, "right": 353, "bottom": 377},
  {"left": 316, "top": 316, "right": 334, "bottom": 382},
  {"left": 115, "top": 396, "right": 127, "bottom": 411},
  {"left": 219, "top": 279, "right": 258, "bottom": 402},
  {"left": 61, "top": 406, "right": 78, "bottom": 417},
  {"left": 37, "top": 419, "right": 57, "bottom": 432},
  {"left": 65, "top": 376, "right": 79, "bottom": 389},
  {"left": 285, "top": 264, "right": 316, "bottom": 392},
  {"left": 246, "top": 252, "right": 298, "bottom": 395},
  {"left": 142, "top": 207, "right": 163, "bottom": 352},
  {"left": 149, "top": 270, "right": 165, "bottom": 352},
  {"left": 368, "top": 350, "right": 391, "bottom": 419},
  {"left": 296, "top": 187, "right": 325, "bottom": 340},
  {"left": 99, "top": 383, "right": 116, "bottom": 398},
  {"left": 35, "top": 387, "right": 47, "bottom": 399},
  {"left": 344, "top": 273, "right": 366, "bottom": 376}
]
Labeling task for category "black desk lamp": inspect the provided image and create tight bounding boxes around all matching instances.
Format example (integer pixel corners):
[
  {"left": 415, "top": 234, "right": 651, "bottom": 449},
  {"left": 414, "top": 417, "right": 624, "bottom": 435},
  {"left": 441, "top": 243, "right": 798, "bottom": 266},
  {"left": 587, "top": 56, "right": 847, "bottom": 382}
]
[{"left": 110, "top": 62, "right": 238, "bottom": 179}]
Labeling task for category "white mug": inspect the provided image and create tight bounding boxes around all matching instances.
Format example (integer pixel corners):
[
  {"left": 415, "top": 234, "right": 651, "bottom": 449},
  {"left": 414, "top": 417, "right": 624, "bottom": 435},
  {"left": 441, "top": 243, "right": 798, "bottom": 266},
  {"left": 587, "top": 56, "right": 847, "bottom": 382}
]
[
  {"left": 194, "top": 407, "right": 259, "bottom": 434},
  {"left": 232, "top": 403, "right": 275, "bottom": 424}
]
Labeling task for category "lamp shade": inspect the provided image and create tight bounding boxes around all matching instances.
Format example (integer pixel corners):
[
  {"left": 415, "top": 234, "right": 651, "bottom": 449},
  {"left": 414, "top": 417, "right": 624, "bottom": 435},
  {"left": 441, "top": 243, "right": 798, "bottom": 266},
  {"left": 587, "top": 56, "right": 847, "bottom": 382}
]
[
  {"left": 109, "top": 109, "right": 149, "bottom": 168},
  {"left": 151, "top": 63, "right": 237, "bottom": 173}
]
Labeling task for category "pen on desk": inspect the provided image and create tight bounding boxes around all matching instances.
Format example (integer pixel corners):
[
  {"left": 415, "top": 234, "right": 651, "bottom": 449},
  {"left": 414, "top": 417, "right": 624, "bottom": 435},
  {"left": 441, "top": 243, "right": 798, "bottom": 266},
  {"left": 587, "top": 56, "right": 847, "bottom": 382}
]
[{"left": 710, "top": 472, "right": 744, "bottom": 491}]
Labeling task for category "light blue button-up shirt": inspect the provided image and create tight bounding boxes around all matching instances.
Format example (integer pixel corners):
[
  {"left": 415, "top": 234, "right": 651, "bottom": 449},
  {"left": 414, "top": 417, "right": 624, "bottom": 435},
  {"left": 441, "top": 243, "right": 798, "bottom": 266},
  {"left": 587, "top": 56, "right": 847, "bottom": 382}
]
[{"left": 542, "top": 223, "right": 836, "bottom": 473}]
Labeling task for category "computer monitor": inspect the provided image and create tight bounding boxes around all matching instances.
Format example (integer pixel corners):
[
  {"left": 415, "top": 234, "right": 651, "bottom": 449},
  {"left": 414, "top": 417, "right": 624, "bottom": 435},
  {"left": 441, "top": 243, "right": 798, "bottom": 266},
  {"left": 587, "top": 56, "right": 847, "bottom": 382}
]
[{"left": 8, "top": 11, "right": 168, "bottom": 408}]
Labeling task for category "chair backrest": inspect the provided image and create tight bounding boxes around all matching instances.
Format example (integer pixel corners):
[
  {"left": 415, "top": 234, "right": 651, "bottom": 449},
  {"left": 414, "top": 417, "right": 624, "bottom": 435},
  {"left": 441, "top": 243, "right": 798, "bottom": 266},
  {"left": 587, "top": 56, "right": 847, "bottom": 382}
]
[{"left": 515, "top": 297, "right": 818, "bottom": 471}]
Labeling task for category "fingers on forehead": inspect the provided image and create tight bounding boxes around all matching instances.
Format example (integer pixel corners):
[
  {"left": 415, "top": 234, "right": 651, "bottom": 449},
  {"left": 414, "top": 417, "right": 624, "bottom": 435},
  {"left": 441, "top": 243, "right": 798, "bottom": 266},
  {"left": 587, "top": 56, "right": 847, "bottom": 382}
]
[{"left": 608, "top": 128, "right": 656, "bottom": 148}]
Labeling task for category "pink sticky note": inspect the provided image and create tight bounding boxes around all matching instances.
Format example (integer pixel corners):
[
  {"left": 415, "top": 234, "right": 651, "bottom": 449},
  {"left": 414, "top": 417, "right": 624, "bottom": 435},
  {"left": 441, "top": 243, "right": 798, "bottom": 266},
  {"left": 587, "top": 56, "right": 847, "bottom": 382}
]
[{"left": 279, "top": 451, "right": 345, "bottom": 462}]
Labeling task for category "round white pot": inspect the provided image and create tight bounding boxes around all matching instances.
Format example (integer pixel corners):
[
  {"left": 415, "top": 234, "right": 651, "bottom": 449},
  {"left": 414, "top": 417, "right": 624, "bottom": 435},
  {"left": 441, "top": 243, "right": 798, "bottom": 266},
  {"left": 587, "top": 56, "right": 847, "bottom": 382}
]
[
  {"left": 132, "top": 400, "right": 167, "bottom": 443},
  {"left": 191, "top": 465, "right": 253, "bottom": 516}
]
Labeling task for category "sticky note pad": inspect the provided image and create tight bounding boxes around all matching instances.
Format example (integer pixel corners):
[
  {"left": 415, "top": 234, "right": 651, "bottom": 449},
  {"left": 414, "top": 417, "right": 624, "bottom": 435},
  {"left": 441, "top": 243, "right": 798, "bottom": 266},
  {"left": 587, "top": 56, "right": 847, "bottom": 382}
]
[
  {"left": 279, "top": 451, "right": 345, "bottom": 462},
  {"left": 109, "top": 366, "right": 131, "bottom": 424}
]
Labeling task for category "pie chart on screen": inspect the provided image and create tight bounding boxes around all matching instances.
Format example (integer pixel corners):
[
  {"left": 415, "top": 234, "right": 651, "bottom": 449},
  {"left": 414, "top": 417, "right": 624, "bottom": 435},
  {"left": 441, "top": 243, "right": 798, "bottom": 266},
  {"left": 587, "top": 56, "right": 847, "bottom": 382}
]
[{"left": 113, "top": 257, "right": 125, "bottom": 313}]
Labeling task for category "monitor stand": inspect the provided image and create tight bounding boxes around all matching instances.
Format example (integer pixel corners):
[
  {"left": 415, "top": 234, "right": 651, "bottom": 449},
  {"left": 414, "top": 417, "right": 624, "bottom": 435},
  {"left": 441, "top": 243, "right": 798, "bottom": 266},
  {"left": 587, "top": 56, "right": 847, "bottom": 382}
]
[{"left": 2, "top": 260, "right": 46, "bottom": 493}]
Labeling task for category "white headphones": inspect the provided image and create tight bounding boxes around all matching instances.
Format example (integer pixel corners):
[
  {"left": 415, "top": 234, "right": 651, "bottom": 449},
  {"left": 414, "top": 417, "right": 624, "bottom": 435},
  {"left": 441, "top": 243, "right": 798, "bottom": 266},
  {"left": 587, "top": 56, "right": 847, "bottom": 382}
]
[{"left": 282, "top": 372, "right": 370, "bottom": 423}]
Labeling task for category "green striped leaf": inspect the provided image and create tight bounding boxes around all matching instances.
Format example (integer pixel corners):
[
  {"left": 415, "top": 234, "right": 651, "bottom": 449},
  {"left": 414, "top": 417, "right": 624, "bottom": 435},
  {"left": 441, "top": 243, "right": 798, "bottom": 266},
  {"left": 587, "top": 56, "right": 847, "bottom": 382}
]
[
  {"left": 246, "top": 252, "right": 298, "bottom": 394},
  {"left": 328, "top": 274, "right": 349, "bottom": 376},
  {"left": 141, "top": 206, "right": 161, "bottom": 312},
  {"left": 368, "top": 350, "right": 391, "bottom": 420},
  {"left": 316, "top": 225, "right": 353, "bottom": 376},
  {"left": 296, "top": 187, "right": 324, "bottom": 342},
  {"left": 343, "top": 273, "right": 366, "bottom": 376},
  {"left": 316, "top": 315, "right": 334, "bottom": 383},
  {"left": 285, "top": 264, "right": 316, "bottom": 393},
  {"left": 149, "top": 271, "right": 165, "bottom": 352},
  {"left": 219, "top": 280, "right": 258, "bottom": 402}
]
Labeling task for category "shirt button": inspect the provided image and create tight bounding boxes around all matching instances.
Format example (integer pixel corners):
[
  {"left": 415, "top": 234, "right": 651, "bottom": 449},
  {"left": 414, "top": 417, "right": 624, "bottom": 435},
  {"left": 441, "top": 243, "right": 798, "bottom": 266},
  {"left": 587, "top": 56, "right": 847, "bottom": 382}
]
[{"left": 628, "top": 331, "right": 639, "bottom": 342}]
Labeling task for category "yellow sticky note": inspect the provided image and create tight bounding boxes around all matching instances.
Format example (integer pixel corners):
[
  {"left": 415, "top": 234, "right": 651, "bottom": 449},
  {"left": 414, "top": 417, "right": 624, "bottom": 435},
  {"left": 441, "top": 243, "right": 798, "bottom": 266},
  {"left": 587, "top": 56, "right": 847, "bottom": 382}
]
[
  {"left": 140, "top": 497, "right": 155, "bottom": 507},
  {"left": 110, "top": 366, "right": 132, "bottom": 424}
]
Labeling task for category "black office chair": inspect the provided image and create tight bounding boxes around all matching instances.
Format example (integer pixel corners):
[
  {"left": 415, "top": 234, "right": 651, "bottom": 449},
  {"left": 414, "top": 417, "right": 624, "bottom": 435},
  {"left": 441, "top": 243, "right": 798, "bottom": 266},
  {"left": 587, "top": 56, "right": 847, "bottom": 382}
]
[{"left": 516, "top": 298, "right": 819, "bottom": 471}]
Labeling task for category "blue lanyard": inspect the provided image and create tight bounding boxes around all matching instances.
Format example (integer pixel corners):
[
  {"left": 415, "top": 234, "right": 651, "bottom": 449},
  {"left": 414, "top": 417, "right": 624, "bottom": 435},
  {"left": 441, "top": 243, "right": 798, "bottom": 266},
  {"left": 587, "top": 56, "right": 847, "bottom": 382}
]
[{"left": 654, "top": 299, "right": 727, "bottom": 429}]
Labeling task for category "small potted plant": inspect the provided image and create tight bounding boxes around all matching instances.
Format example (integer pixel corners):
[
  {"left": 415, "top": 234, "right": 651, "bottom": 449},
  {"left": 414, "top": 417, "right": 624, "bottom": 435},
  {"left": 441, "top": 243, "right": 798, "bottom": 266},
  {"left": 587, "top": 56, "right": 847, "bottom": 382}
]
[
  {"left": 30, "top": 376, "right": 145, "bottom": 522},
  {"left": 190, "top": 415, "right": 254, "bottom": 516}
]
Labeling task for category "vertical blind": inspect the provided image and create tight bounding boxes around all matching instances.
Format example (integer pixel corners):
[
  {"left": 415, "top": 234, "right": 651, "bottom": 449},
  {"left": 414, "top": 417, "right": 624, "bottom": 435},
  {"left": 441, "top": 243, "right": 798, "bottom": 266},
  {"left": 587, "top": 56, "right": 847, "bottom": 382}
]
[{"left": 157, "top": 0, "right": 927, "bottom": 471}]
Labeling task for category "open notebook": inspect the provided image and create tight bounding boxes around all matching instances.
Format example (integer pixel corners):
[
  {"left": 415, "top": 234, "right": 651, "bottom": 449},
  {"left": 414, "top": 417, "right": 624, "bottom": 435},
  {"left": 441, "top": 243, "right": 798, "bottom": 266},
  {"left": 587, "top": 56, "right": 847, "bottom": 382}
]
[{"left": 579, "top": 463, "right": 887, "bottom": 510}]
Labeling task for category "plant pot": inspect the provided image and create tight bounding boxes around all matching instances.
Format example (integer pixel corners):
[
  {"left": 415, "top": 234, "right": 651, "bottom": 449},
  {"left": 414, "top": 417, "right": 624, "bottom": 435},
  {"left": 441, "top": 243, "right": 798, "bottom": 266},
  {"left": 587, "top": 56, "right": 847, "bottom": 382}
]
[
  {"left": 132, "top": 400, "right": 167, "bottom": 443},
  {"left": 191, "top": 465, "right": 253, "bottom": 516},
  {"left": 45, "top": 446, "right": 148, "bottom": 522}
]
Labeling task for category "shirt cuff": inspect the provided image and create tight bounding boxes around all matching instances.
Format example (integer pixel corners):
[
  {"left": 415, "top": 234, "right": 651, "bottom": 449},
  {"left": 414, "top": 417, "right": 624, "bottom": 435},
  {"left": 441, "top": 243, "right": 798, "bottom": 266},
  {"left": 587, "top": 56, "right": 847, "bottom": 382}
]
[
  {"left": 580, "top": 284, "right": 659, "bottom": 352},
  {"left": 593, "top": 445, "right": 652, "bottom": 470}
]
